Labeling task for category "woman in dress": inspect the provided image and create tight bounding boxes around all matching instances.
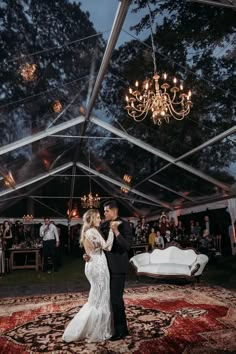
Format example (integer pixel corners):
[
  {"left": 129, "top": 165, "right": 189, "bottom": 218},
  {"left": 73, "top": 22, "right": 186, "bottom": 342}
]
[{"left": 62, "top": 209, "right": 114, "bottom": 343}]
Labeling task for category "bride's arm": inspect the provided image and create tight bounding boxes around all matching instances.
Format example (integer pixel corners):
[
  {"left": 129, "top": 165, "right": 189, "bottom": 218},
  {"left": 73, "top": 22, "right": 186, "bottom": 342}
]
[
  {"left": 98, "top": 229, "right": 113, "bottom": 251},
  {"left": 86, "top": 228, "right": 113, "bottom": 251}
]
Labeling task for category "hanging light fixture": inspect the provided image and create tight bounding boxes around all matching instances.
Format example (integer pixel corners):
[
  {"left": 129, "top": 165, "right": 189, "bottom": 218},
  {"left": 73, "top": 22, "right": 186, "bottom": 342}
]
[
  {"left": 81, "top": 193, "right": 101, "bottom": 209},
  {"left": 81, "top": 152, "right": 100, "bottom": 209},
  {"left": 22, "top": 214, "right": 34, "bottom": 223},
  {"left": 4, "top": 171, "right": 16, "bottom": 188},
  {"left": 125, "top": 6, "right": 192, "bottom": 126},
  {"left": 52, "top": 99, "right": 63, "bottom": 113},
  {"left": 67, "top": 202, "right": 80, "bottom": 219},
  {"left": 120, "top": 174, "right": 132, "bottom": 194},
  {"left": 20, "top": 63, "right": 37, "bottom": 82}
]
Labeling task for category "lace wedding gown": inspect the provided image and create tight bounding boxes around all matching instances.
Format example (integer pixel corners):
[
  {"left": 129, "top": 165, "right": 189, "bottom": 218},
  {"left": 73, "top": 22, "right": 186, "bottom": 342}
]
[{"left": 62, "top": 227, "right": 113, "bottom": 343}]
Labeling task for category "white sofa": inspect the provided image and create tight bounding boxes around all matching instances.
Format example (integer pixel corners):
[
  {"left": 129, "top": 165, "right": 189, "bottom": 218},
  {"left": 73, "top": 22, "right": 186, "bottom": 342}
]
[{"left": 130, "top": 245, "right": 209, "bottom": 282}]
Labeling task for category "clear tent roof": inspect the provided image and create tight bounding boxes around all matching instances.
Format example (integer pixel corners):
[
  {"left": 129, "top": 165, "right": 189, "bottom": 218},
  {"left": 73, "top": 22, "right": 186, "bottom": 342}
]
[{"left": 0, "top": 0, "right": 235, "bottom": 218}]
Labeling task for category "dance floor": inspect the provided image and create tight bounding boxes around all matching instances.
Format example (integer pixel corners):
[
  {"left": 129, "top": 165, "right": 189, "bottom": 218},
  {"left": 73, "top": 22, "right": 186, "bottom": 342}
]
[{"left": 0, "top": 284, "right": 236, "bottom": 353}]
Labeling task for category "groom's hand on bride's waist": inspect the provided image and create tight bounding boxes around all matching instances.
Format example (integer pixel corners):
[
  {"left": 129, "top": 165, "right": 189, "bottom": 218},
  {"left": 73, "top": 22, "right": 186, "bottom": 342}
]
[{"left": 83, "top": 253, "right": 91, "bottom": 262}]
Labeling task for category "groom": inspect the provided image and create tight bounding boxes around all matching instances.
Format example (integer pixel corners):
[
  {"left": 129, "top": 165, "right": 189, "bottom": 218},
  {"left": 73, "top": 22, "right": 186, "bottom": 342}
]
[{"left": 100, "top": 199, "right": 133, "bottom": 341}]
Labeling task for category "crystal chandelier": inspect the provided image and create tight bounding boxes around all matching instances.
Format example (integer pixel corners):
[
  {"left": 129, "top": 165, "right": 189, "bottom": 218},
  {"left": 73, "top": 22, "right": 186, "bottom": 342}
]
[
  {"left": 81, "top": 151, "right": 100, "bottom": 209},
  {"left": 125, "top": 9, "right": 192, "bottom": 126}
]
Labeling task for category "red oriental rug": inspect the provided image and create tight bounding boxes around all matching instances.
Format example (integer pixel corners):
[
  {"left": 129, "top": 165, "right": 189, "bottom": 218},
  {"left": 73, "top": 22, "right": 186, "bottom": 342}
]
[{"left": 0, "top": 284, "right": 236, "bottom": 353}]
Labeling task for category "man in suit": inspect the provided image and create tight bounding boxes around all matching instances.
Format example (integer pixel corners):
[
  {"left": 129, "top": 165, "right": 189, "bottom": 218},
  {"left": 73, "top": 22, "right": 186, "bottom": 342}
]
[{"left": 100, "top": 199, "right": 133, "bottom": 341}]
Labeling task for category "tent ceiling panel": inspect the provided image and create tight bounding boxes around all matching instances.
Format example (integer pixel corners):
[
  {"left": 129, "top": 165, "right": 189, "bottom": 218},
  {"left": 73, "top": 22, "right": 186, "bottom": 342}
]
[
  {"left": 183, "top": 134, "right": 236, "bottom": 186},
  {"left": 150, "top": 164, "right": 224, "bottom": 200},
  {"left": 0, "top": 0, "right": 235, "bottom": 217}
]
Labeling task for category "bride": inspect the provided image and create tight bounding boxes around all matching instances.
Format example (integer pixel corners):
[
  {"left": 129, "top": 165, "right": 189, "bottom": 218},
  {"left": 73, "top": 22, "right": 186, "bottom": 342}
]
[{"left": 62, "top": 209, "right": 114, "bottom": 343}]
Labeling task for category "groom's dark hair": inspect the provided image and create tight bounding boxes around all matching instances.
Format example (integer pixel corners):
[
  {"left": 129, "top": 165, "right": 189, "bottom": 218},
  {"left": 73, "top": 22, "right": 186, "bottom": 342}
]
[{"left": 103, "top": 199, "right": 119, "bottom": 210}]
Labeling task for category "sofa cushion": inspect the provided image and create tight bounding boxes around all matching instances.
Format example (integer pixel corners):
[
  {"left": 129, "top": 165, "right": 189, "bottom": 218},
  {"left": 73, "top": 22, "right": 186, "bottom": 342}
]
[
  {"left": 149, "top": 246, "right": 197, "bottom": 266},
  {"left": 168, "top": 247, "right": 197, "bottom": 266},
  {"left": 138, "top": 263, "right": 191, "bottom": 277}
]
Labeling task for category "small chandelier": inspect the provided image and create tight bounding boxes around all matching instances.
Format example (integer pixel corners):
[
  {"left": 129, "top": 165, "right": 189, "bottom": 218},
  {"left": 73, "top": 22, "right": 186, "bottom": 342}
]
[
  {"left": 22, "top": 214, "right": 34, "bottom": 222},
  {"left": 4, "top": 171, "right": 16, "bottom": 188},
  {"left": 20, "top": 63, "right": 37, "bottom": 82},
  {"left": 81, "top": 151, "right": 100, "bottom": 209},
  {"left": 125, "top": 9, "right": 192, "bottom": 126},
  {"left": 120, "top": 174, "right": 132, "bottom": 194},
  {"left": 52, "top": 99, "right": 62, "bottom": 113},
  {"left": 67, "top": 203, "right": 80, "bottom": 219},
  {"left": 81, "top": 193, "right": 100, "bottom": 209}
]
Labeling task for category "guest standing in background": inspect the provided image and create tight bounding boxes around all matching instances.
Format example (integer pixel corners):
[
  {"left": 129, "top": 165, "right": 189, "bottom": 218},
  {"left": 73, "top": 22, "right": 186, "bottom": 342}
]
[
  {"left": 40, "top": 217, "right": 59, "bottom": 273},
  {"left": 148, "top": 228, "right": 156, "bottom": 250}
]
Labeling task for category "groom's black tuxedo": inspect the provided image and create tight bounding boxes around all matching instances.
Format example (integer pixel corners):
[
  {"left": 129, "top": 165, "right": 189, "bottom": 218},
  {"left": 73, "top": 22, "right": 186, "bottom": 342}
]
[
  {"left": 100, "top": 218, "right": 133, "bottom": 273},
  {"left": 100, "top": 217, "right": 133, "bottom": 336}
]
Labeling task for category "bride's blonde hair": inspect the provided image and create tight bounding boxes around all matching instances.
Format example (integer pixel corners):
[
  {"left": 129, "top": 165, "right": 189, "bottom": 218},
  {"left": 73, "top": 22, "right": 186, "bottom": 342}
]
[{"left": 80, "top": 209, "right": 100, "bottom": 247}]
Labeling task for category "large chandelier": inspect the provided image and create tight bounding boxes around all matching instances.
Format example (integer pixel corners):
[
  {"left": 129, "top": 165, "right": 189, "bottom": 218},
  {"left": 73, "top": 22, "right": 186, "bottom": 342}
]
[{"left": 125, "top": 9, "right": 192, "bottom": 126}]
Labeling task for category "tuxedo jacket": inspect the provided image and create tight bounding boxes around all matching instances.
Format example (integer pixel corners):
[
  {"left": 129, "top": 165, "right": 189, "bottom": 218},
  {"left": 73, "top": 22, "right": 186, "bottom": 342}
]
[{"left": 100, "top": 218, "right": 133, "bottom": 274}]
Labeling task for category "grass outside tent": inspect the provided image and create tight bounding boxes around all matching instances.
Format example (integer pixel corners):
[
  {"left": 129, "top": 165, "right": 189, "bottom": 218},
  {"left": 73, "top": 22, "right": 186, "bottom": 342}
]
[{"left": 0, "top": 253, "right": 236, "bottom": 297}]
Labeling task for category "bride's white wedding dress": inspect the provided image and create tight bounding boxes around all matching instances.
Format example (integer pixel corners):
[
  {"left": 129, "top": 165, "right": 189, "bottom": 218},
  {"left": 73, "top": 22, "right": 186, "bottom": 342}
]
[{"left": 62, "top": 227, "right": 113, "bottom": 343}]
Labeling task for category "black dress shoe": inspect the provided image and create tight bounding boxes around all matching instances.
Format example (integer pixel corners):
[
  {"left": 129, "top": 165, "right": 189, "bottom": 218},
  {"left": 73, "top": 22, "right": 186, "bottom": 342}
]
[{"left": 109, "top": 332, "right": 128, "bottom": 341}]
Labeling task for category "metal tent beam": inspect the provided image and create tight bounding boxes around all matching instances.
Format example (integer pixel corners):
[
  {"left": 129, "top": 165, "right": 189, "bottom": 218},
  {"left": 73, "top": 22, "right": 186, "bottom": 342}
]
[
  {"left": 91, "top": 116, "right": 230, "bottom": 192},
  {"left": 148, "top": 179, "right": 195, "bottom": 201},
  {"left": 187, "top": 0, "right": 236, "bottom": 9},
  {"left": 76, "top": 162, "right": 173, "bottom": 210},
  {"left": 143, "top": 125, "right": 236, "bottom": 191},
  {"left": 0, "top": 116, "right": 85, "bottom": 156},
  {"left": 0, "top": 162, "right": 73, "bottom": 197},
  {"left": 85, "top": 0, "right": 131, "bottom": 121}
]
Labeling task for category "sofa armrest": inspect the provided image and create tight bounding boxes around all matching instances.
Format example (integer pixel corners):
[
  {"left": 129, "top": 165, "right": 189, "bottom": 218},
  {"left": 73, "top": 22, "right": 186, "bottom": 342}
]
[
  {"left": 190, "top": 254, "right": 209, "bottom": 276},
  {"left": 190, "top": 262, "right": 200, "bottom": 276},
  {"left": 130, "top": 252, "right": 150, "bottom": 269}
]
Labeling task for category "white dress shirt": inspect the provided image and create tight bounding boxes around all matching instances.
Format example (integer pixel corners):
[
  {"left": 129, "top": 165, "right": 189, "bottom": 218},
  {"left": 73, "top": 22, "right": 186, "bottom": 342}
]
[{"left": 40, "top": 223, "right": 59, "bottom": 242}]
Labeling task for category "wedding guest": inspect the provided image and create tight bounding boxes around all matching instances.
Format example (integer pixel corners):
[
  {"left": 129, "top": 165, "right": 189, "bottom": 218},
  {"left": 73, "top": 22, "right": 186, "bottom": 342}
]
[
  {"left": 159, "top": 214, "right": 170, "bottom": 237},
  {"left": 155, "top": 231, "right": 165, "bottom": 249},
  {"left": 0, "top": 233, "right": 5, "bottom": 274},
  {"left": 135, "top": 217, "right": 149, "bottom": 243},
  {"left": 148, "top": 228, "right": 156, "bottom": 250},
  {"left": 39, "top": 217, "right": 59, "bottom": 273},
  {"left": 3, "top": 221, "right": 13, "bottom": 259}
]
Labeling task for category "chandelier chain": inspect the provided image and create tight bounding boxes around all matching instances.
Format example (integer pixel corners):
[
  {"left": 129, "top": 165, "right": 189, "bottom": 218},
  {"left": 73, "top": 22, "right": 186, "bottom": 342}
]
[{"left": 147, "top": 2, "right": 157, "bottom": 75}]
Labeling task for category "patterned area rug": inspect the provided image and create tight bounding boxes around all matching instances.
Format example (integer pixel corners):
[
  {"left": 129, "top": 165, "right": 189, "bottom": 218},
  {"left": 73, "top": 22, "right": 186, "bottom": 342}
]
[{"left": 0, "top": 284, "right": 236, "bottom": 353}]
